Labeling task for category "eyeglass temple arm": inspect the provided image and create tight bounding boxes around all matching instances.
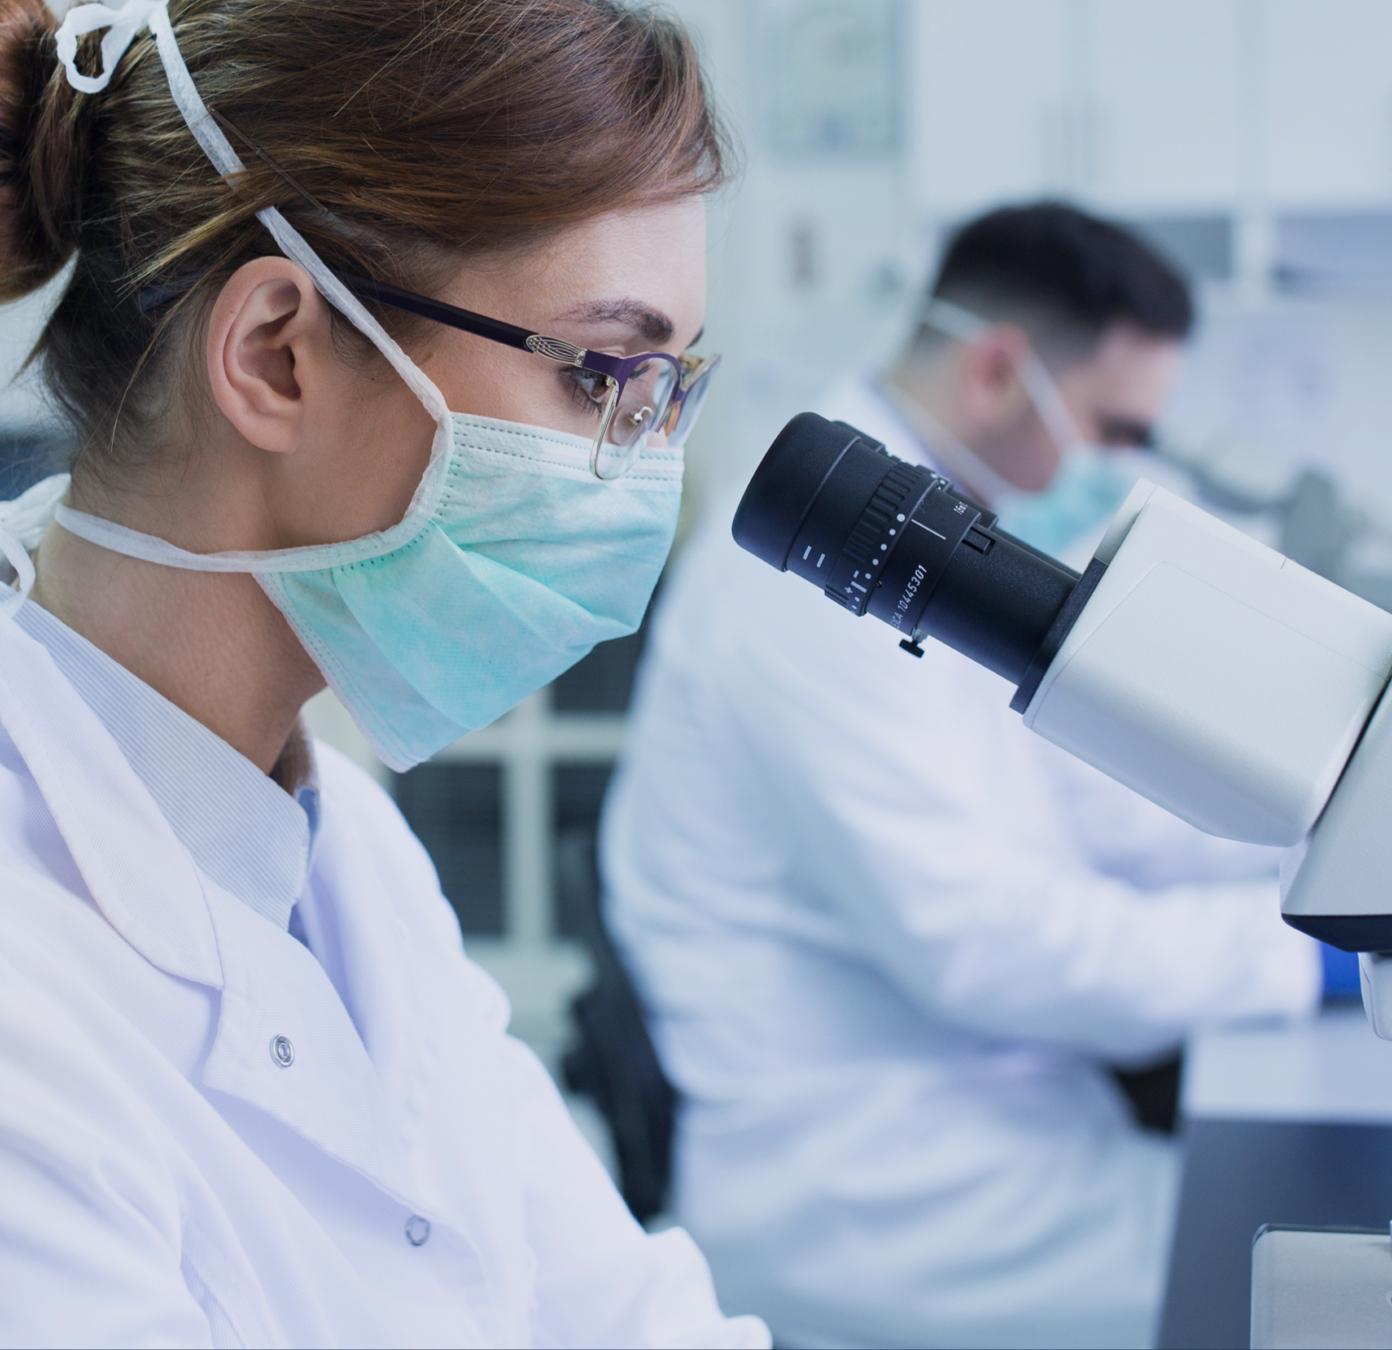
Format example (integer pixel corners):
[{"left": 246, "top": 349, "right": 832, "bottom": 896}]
[{"left": 339, "top": 273, "right": 599, "bottom": 371}]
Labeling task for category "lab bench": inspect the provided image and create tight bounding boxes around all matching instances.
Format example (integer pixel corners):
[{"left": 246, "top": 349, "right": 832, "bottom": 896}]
[{"left": 1159, "top": 1006, "right": 1392, "bottom": 1349}]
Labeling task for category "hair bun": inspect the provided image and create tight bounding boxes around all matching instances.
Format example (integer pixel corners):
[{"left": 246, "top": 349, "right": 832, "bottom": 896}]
[{"left": 0, "top": 0, "right": 89, "bottom": 302}]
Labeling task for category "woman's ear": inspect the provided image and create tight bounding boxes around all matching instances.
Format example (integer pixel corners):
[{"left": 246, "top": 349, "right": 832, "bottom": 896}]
[{"left": 205, "top": 257, "right": 333, "bottom": 456}]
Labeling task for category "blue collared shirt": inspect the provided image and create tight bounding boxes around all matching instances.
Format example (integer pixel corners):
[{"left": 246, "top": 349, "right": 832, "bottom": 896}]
[{"left": 16, "top": 600, "right": 319, "bottom": 932}]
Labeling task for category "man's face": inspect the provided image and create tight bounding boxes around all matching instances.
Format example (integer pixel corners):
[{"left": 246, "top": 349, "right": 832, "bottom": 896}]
[
  {"left": 1055, "top": 322, "right": 1184, "bottom": 454},
  {"left": 972, "top": 322, "right": 1184, "bottom": 494}
]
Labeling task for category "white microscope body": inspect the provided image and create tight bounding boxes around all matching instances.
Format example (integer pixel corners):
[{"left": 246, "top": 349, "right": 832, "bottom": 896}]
[{"left": 1019, "top": 481, "right": 1392, "bottom": 1035}]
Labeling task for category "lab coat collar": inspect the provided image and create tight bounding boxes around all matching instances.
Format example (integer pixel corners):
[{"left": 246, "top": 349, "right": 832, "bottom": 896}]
[
  {"left": 823, "top": 374, "right": 944, "bottom": 476},
  {"left": 14, "top": 599, "right": 315, "bottom": 933},
  {"left": 0, "top": 603, "right": 223, "bottom": 987},
  {"left": 867, "top": 376, "right": 945, "bottom": 474}
]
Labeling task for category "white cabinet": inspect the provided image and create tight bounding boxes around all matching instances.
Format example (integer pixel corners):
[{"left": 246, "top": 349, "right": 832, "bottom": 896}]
[
  {"left": 908, "top": 0, "right": 1246, "bottom": 215},
  {"left": 907, "top": 0, "right": 1392, "bottom": 217},
  {"left": 1086, "top": 0, "right": 1247, "bottom": 209},
  {"left": 1260, "top": 0, "right": 1392, "bottom": 206},
  {"left": 908, "top": 0, "right": 1072, "bottom": 214}
]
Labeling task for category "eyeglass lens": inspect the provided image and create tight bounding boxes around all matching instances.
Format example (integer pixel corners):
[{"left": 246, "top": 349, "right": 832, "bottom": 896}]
[
  {"left": 609, "top": 360, "right": 681, "bottom": 450},
  {"left": 592, "top": 355, "right": 716, "bottom": 478}
]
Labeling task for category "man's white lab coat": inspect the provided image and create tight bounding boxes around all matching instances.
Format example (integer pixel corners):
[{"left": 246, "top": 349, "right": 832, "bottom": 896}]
[
  {"left": 0, "top": 604, "right": 766, "bottom": 1348},
  {"left": 602, "top": 378, "right": 1320, "bottom": 1349}
]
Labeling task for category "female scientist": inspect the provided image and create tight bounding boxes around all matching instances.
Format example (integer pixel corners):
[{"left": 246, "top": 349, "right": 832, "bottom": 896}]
[{"left": 0, "top": 0, "right": 759, "bottom": 1344}]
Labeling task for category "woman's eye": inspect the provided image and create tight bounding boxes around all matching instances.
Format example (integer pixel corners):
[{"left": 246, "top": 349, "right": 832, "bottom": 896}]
[{"left": 563, "top": 369, "right": 610, "bottom": 418}]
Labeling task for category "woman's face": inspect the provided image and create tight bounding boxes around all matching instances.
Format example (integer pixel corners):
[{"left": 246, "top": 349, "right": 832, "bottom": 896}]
[
  {"left": 427, "top": 195, "right": 710, "bottom": 445},
  {"left": 211, "top": 195, "right": 710, "bottom": 550}
]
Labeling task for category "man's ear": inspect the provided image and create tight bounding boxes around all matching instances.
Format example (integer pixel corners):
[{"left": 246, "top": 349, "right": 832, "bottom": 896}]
[
  {"left": 958, "top": 324, "right": 1030, "bottom": 423},
  {"left": 205, "top": 256, "right": 332, "bottom": 456}
]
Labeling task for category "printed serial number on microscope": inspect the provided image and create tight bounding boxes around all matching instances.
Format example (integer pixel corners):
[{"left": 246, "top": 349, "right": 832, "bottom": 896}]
[{"left": 890, "top": 563, "right": 928, "bottom": 630}]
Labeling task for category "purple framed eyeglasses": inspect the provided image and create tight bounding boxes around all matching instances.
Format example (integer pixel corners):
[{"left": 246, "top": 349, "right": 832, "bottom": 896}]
[{"left": 339, "top": 274, "right": 719, "bottom": 481}]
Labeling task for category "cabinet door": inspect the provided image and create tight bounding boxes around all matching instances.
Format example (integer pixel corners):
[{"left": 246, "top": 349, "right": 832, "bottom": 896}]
[
  {"left": 1087, "top": 0, "right": 1246, "bottom": 209},
  {"left": 1262, "top": 0, "right": 1392, "bottom": 205},
  {"left": 909, "top": 0, "right": 1071, "bottom": 216}
]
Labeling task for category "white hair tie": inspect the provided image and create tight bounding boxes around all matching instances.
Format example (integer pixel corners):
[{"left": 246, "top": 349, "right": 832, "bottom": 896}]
[{"left": 55, "top": 0, "right": 167, "bottom": 96}]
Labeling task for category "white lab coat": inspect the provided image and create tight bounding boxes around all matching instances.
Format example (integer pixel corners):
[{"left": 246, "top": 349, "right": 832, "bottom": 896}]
[
  {"left": 602, "top": 377, "right": 1320, "bottom": 1350},
  {"left": 0, "top": 603, "right": 767, "bottom": 1349}
]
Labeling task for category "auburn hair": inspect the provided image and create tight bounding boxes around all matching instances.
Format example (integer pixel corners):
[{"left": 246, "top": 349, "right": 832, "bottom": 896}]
[{"left": 0, "top": 0, "right": 728, "bottom": 474}]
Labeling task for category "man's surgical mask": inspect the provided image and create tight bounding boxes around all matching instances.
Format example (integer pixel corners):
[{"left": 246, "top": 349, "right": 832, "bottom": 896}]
[{"left": 993, "top": 446, "right": 1143, "bottom": 559}]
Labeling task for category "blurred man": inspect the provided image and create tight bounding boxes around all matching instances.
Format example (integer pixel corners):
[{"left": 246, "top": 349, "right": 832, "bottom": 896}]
[{"left": 602, "top": 203, "right": 1322, "bottom": 1350}]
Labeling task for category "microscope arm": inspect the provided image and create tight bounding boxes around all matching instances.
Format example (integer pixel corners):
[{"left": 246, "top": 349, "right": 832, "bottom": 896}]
[{"left": 1014, "top": 482, "right": 1392, "bottom": 1032}]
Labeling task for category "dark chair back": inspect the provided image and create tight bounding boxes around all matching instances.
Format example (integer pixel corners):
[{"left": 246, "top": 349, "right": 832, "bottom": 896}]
[{"left": 558, "top": 830, "right": 676, "bottom": 1225}]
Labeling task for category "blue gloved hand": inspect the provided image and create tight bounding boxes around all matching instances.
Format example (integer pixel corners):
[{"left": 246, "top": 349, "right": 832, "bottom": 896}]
[{"left": 1321, "top": 943, "right": 1362, "bottom": 1001}]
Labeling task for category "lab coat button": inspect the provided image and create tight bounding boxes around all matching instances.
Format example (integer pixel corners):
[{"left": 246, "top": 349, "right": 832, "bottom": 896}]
[
  {"left": 405, "top": 1215, "right": 431, "bottom": 1247},
  {"left": 270, "top": 1034, "right": 295, "bottom": 1067}
]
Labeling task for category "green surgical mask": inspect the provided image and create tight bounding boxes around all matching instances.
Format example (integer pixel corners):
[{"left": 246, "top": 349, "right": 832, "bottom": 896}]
[{"left": 38, "top": 0, "right": 684, "bottom": 771}]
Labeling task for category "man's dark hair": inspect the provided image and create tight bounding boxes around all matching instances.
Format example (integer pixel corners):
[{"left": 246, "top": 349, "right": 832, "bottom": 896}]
[{"left": 919, "top": 201, "right": 1194, "bottom": 359}]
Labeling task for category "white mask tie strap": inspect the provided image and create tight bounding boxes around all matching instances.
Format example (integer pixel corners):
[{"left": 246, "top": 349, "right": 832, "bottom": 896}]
[
  {"left": 0, "top": 527, "right": 36, "bottom": 617},
  {"left": 55, "top": 0, "right": 165, "bottom": 96},
  {"left": 918, "top": 298, "right": 1085, "bottom": 456},
  {"left": 0, "top": 474, "right": 67, "bottom": 619}
]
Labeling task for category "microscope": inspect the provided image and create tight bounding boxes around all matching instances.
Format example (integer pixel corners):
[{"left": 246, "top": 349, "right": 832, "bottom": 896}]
[{"left": 733, "top": 413, "right": 1392, "bottom": 1037}]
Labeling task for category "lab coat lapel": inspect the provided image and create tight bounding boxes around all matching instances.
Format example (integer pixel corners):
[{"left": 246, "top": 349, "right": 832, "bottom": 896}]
[
  {"left": 305, "top": 799, "right": 488, "bottom": 1211},
  {"left": 193, "top": 802, "right": 497, "bottom": 1295},
  {"left": 201, "top": 772, "right": 496, "bottom": 1286},
  {"left": 194, "top": 796, "right": 457, "bottom": 1225},
  {"left": 0, "top": 608, "right": 221, "bottom": 987},
  {"left": 302, "top": 790, "right": 522, "bottom": 1290},
  {"left": 197, "top": 883, "right": 396, "bottom": 1189}
]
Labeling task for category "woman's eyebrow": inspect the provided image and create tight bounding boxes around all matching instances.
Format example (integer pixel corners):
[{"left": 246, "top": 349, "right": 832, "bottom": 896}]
[{"left": 558, "top": 298, "right": 674, "bottom": 346}]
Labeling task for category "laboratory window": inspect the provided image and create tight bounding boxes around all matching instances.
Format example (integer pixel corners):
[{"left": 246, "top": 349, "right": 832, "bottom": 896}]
[{"left": 393, "top": 762, "right": 506, "bottom": 938}]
